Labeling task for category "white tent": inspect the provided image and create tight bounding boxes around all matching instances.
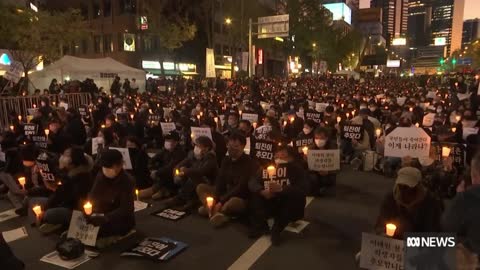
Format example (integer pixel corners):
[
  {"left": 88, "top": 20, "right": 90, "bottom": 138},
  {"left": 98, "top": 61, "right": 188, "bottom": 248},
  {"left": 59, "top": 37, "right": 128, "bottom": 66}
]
[{"left": 29, "top": 56, "right": 146, "bottom": 93}]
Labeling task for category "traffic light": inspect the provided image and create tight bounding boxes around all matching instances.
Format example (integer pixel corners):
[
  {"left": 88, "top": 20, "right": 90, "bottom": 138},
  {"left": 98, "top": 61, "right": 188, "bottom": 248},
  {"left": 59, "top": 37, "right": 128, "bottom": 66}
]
[
  {"left": 452, "top": 58, "right": 457, "bottom": 65},
  {"left": 439, "top": 58, "right": 445, "bottom": 65}
]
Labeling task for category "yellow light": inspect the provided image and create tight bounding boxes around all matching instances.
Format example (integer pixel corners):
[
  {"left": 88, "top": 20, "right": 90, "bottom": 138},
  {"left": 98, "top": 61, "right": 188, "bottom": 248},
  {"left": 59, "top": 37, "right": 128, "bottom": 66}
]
[
  {"left": 302, "top": 146, "right": 308, "bottom": 156},
  {"left": 206, "top": 197, "right": 214, "bottom": 209},
  {"left": 386, "top": 223, "right": 396, "bottom": 237},
  {"left": 267, "top": 165, "right": 276, "bottom": 177},
  {"left": 83, "top": 202, "right": 92, "bottom": 216},
  {"left": 225, "top": 18, "right": 232, "bottom": 25}
]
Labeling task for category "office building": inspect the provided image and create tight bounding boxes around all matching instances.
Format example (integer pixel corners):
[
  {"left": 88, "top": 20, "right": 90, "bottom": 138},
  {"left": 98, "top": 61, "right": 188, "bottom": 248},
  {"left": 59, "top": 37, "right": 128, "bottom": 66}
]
[
  {"left": 407, "top": 0, "right": 432, "bottom": 48},
  {"left": 430, "top": 0, "right": 464, "bottom": 54},
  {"left": 462, "top": 18, "right": 480, "bottom": 47},
  {"left": 370, "top": 0, "right": 408, "bottom": 45}
]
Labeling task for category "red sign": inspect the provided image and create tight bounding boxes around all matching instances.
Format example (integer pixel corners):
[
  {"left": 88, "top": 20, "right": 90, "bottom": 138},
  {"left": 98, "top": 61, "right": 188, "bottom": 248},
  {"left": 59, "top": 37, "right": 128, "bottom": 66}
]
[{"left": 258, "top": 49, "right": 263, "bottom": 65}]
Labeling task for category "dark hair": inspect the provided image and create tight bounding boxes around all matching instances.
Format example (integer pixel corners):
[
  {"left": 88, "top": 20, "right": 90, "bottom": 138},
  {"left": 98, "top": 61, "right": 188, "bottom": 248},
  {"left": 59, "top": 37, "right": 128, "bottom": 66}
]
[
  {"left": 70, "top": 146, "right": 87, "bottom": 167},
  {"left": 228, "top": 132, "right": 247, "bottom": 146},
  {"left": 99, "top": 149, "right": 123, "bottom": 168},
  {"left": 239, "top": 119, "right": 252, "bottom": 127},
  {"left": 275, "top": 145, "right": 296, "bottom": 158},
  {"left": 195, "top": 136, "right": 214, "bottom": 150},
  {"left": 314, "top": 127, "right": 330, "bottom": 137},
  {"left": 126, "top": 136, "right": 141, "bottom": 148},
  {"left": 304, "top": 119, "right": 317, "bottom": 129}
]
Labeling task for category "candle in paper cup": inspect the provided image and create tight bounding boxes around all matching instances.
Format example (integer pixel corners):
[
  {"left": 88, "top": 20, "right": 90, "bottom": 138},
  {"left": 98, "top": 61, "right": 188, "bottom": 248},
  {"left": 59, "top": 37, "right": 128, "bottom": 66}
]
[
  {"left": 442, "top": 147, "right": 451, "bottom": 158},
  {"left": 18, "top": 115, "right": 22, "bottom": 122},
  {"left": 385, "top": 223, "right": 396, "bottom": 237},
  {"left": 9, "top": 125, "right": 14, "bottom": 131},
  {"left": 200, "top": 112, "right": 203, "bottom": 117},
  {"left": 267, "top": 165, "right": 276, "bottom": 178},
  {"left": 336, "top": 116, "right": 341, "bottom": 123},
  {"left": 130, "top": 114, "right": 134, "bottom": 120},
  {"left": 239, "top": 110, "right": 242, "bottom": 116},
  {"left": 101, "top": 124, "right": 106, "bottom": 129},
  {"left": 290, "top": 117, "right": 295, "bottom": 123},
  {"left": 283, "top": 120, "right": 287, "bottom": 127},
  {"left": 455, "top": 115, "right": 461, "bottom": 122},
  {"left": 375, "top": 129, "right": 382, "bottom": 137},
  {"left": 352, "top": 110, "right": 356, "bottom": 116},
  {"left": 252, "top": 122, "right": 257, "bottom": 129},
  {"left": 149, "top": 109, "right": 153, "bottom": 114},
  {"left": 175, "top": 169, "right": 180, "bottom": 176},
  {"left": 83, "top": 202, "right": 92, "bottom": 215},
  {"left": 135, "top": 189, "right": 139, "bottom": 201},
  {"left": 18, "top": 177, "right": 26, "bottom": 189},
  {"left": 32, "top": 205, "right": 42, "bottom": 217},
  {"left": 346, "top": 113, "right": 350, "bottom": 118},
  {"left": 197, "top": 115, "right": 201, "bottom": 120},
  {"left": 415, "top": 123, "right": 420, "bottom": 127},
  {"left": 409, "top": 107, "right": 413, "bottom": 112},
  {"left": 33, "top": 104, "right": 37, "bottom": 108},
  {"left": 451, "top": 127, "right": 456, "bottom": 133},
  {"left": 44, "top": 129, "right": 49, "bottom": 136},
  {"left": 302, "top": 146, "right": 308, "bottom": 156},
  {"left": 206, "top": 197, "right": 214, "bottom": 209},
  {"left": 214, "top": 117, "right": 218, "bottom": 123}
]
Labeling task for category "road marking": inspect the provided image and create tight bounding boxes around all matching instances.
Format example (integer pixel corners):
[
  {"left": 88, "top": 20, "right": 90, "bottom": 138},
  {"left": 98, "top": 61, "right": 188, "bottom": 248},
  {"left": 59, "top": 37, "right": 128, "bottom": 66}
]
[{"left": 228, "top": 196, "right": 314, "bottom": 270}]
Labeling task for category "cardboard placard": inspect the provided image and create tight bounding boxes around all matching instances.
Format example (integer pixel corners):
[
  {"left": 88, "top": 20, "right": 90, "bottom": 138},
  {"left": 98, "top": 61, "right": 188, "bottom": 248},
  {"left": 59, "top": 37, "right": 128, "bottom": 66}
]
[
  {"left": 294, "top": 137, "right": 314, "bottom": 149},
  {"left": 253, "top": 140, "right": 275, "bottom": 161},
  {"left": 32, "top": 135, "right": 48, "bottom": 149},
  {"left": 307, "top": 149, "right": 340, "bottom": 171},
  {"left": 190, "top": 127, "right": 212, "bottom": 141},
  {"left": 254, "top": 125, "right": 272, "bottom": 140},
  {"left": 78, "top": 107, "right": 87, "bottom": 116},
  {"left": 66, "top": 210, "right": 100, "bottom": 247},
  {"left": 360, "top": 233, "right": 405, "bottom": 270},
  {"left": 109, "top": 147, "right": 133, "bottom": 170},
  {"left": 422, "top": 113, "right": 436, "bottom": 127},
  {"left": 24, "top": 123, "right": 38, "bottom": 136},
  {"left": 153, "top": 209, "right": 187, "bottom": 221},
  {"left": 342, "top": 124, "right": 364, "bottom": 140},
  {"left": 36, "top": 152, "right": 56, "bottom": 182},
  {"left": 385, "top": 127, "right": 431, "bottom": 158},
  {"left": 305, "top": 111, "right": 322, "bottom": 124},
  {"left": 160, "top": 122, "right": 176, "bottom": 135},
  {"left": 261, "top": 164, "right": 290, "bottom": 191},
  {"left": 121, "top": 237, "right": 188, "bottom": 262},
  {"left": 242, "top": 113, "right": 259, "bottom": 123},
  {"left": 315, "top": 103, "right": 329, "bottom": 113},
  {"left": 91, "top": 137, "right": 104, "bottom": 155}
]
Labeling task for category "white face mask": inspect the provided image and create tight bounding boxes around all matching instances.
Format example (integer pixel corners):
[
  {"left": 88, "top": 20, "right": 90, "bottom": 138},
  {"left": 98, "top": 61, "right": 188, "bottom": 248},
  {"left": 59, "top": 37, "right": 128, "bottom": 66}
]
[
  {"left": 193, "top": 146, "right": 203, "bottom": 159},
  {"left": 96, "top": 137, "right": 105, "bottom": 145},
  {"left": 315, "top": 139, "right": 327, "bottom": 148},
  {"left": 303, "top": 127, "right": 312, "bottom": 135},
  {"left": 463, "top": 120, "right": 477, "bottom": 128},
  {"left": 164, "top": 141, "right": 174, "bottom": 151},
  {"left": 275, "top": 158, "right": 287, "bottom": 164},
  {"left": 418, "top": 156, "right": 434, "bottom": 167},
  {"left": 102, "top": 167, "right": 118, "bottom": 179},
  {"left": 360, "top": 106, "right": 367, "bottom": 110}
]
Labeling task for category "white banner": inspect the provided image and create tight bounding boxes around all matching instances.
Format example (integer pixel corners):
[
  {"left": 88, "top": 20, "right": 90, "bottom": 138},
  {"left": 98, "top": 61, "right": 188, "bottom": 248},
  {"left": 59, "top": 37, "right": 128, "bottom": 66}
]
[
  {"left": 307, "top": 149, "right": 340, "bottom": 171},
  {"left": 4, "top": 61, "right": 23, "bottom": 83},
  {"left": 206, "top": 48, "right": 216, "bottom": 78},
  {"left": 242, "top": 113, "right": 258, "bottom": 123},
  {"left": 109, "top": 147, "right": 133, "bottom": 170},
  {"left": 422, "top": 113, "right": 436, "bottom": 127},
  {"left": 191, "top": 127, "right": 212, "bottom": 141},
  {"left": 315, "top": 103, "right": 329, "bottom": 113},
  {"left": 384, "top": 127, "right": 431, "bottom": 158},
  {"left": 360, "top": 233, "right": 404, "bottom": 270},
  {"left": 67, "top": 210, "right": 100, "bottom": 247},
  {"left": 160, "top": 122, "right": 176, "bottom": 134}
]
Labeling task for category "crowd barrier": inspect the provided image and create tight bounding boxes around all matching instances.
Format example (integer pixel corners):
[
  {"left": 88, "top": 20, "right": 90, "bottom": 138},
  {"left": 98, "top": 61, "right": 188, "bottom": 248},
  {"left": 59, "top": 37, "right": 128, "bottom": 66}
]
[{"left": 0, "top": 92, "right": 91, "bottom": 129}]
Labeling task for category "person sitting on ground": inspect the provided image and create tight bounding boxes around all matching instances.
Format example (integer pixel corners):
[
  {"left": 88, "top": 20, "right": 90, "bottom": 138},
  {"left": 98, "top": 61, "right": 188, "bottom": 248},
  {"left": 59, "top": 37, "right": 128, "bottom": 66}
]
[
  {"left": 0, "top": 132, "right": 24, "bottom": 207},
  {"left": 248, "top": 146, "right": 308, "bottom": 245},
  {"left": 165, "top": 136, "right": 218, "bottom": 211},
  {"left": 196, "top": 132, "right": 258, "bottom": 227},
  {"left": 149, "top": 132, "right": 187, "bottom": 200},
  {"left": 87, "top": 149, "right": 135, "bottom": 248},
  {"left": 375, "top": 166, "right": 443, "bottom": 239},
  {"left": 37, "top": 147, "right": 94, "bottom": 234},
  {"left": 125, "top": 136, "right": 152, "bottom": 194}
]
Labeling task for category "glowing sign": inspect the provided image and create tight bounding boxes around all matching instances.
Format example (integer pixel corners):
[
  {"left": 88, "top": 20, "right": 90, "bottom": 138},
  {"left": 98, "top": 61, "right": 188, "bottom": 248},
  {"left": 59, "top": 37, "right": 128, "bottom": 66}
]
[
  {"left": 0, "top": 53, "right": 11, "bottom": 65},
  {"left": 323, "top": 3, "right": 352, "bottom": 25},
  {"left": 140, "top": 16, "right": 148, "bottom": 30},
  {"left": 386, "top": 60, "right": 401, "bottom": 67},
  {"left": 434, "top": 37, "right": 446, "bottom": 46},
  {"left": 142, "top": 60, "right": 160, "bottom": 69},
  {"left": 392, "top": 38, "right": 406, "bottom": 46},
  {"left": 258, "top": 49, "right": 263, "bottom": 65}
]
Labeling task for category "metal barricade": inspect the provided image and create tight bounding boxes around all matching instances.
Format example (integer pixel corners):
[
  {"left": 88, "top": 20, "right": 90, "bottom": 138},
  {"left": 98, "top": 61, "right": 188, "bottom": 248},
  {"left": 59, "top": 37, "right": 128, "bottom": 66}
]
[{"left": 0, "top": 93, "right": 91, "bottom": 129}]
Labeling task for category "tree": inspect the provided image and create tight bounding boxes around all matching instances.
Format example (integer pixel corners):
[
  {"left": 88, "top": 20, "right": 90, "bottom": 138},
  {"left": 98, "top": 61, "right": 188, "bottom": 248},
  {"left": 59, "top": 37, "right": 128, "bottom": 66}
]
[{"left": 0, "top": 4, "right": 86, "bottom": 88}]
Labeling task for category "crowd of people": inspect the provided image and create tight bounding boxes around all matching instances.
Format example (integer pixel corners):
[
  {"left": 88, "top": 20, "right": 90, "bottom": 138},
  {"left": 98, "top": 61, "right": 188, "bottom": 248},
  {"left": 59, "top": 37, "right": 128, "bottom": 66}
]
[{"left": 1, "top": 73, "right": 480, "bottom": 268}]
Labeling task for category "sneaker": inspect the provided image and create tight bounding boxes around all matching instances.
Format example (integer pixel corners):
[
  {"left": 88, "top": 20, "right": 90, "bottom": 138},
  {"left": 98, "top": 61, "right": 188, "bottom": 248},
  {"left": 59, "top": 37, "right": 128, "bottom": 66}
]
[
  {"left": 38, "top": 223, "right": 62, "bottom": 235},
  {"left": 198, "top": 206, "right": 209, "bottom": 217},
  {"left": 209, "top": 213, "right": 229, "bottom": 228}
]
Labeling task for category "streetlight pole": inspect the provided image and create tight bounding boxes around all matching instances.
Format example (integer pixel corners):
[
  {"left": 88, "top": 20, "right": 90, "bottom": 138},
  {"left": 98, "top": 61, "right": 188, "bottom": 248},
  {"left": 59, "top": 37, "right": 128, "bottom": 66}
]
[{"left": 248, "top": 18, "right": 253, "bottom": 78}]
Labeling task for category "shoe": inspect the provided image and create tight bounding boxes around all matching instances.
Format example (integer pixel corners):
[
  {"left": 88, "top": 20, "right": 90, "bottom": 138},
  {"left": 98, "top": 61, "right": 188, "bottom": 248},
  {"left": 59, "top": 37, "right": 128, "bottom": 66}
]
[
  {"left": 248, "top": 224, "right": 270, "bottom": 239},
  {"left": 14, "top": 206, "right": 28, "bottom": 216},
  {"left": 209, "top": 213, "right": 229, "bottom": 228},
  {"left": 198, "top": 206, "right": 209, "bottom": 217},
  {"left": 163, "top": 196, "right": 184, "bottom": 208},
  {"left": 38, "top": 223, "right": 62, "bottom": 235}
]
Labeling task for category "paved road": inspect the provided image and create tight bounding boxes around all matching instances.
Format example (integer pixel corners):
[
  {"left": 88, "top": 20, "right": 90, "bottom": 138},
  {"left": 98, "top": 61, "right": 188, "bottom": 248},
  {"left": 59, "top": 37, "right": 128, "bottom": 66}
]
[{"left": 0, "top": 167, "right": 393, "bottom": 270}]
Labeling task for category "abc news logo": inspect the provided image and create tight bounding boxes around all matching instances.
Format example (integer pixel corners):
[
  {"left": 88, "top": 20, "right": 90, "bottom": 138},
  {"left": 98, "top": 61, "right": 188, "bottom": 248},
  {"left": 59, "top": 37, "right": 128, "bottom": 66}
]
[{"left": 406, "top": 236, "right": 456, "bottom": 248}]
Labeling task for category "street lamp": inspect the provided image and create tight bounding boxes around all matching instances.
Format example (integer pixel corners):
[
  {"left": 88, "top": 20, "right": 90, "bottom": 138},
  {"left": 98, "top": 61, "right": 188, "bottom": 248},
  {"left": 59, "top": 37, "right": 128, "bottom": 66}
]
[
  {"left": 312, "top": 43, "right": 317, "bottom": 48},
  {"left": 225, "top": 18, "right": 232, "bottom": 25}
]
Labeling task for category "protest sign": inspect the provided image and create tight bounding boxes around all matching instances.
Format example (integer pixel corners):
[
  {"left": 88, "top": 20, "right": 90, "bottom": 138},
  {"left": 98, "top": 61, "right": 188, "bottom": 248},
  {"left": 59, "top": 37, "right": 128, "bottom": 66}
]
[
  {"left": 342, "top": 124, "right": 364, "bottom": 140},
  {"left": 78, "top": 107, "right": 87, "bottom": 117},
  {"left": 40, "top": 250, "right": 98, "bottom": 269},
  {"left": 307, "top": 100, "right": 315, "bottom": 109},
  {"left": 315, "top": 103, "right": 329, "bottom": 113},
  {"left": 27, "top": 108, "right": 39, "bottom": 115},
  {"left": 153, "top": 209, "right": 187, "bottom": 221},
  {"left": 190, "top": 127, "right": 212, "bottom": 141},
  {"left": 36, "top": 152, "right": 56, "bottom": 182},
  {"left": 253, "top": 140, "right": 275, "bottom": 161},
  {"left": 32, "top": 135, "right": 48, "bottom": 149},
  {"left": 305, "top": 111, "right": 322, "bottom": 124},
  {"left": 160, "top": 122, "right": 176, "bottom": 134},
  {"left": 261, "top": 164, "right": 291, "bottom": 191},
  {"left": 422, "top": 113, "right": 435, "bottom": 127},
  {"left": 385, "top": 127, "right": 431, "bottom": 158},
  {"left": 67, "top": 210, "right": 100, "bottom": 247},
  {"left": 121, "top": 237, "right": 188, "bottom": 262},
  {"left": 359, "top": 233, "right": 404, "bottom": 270},
  {"left": 24, "top": 123, "right": 38, "bottom": 136},
  {"left": 242, "top": 113, "right": 259, "bottom": 123},
  {"left": 462, "top": 127, "right": 479, "bottom": 140},
  {"left": 294, "top": 137, "right": 314, "bottom": 151},
  {"left": 109, "top": 147, "right": 133, "bottom": 170},
  {"left": 254, "top": 125, "right": 272, "bottom": 140},
  {"left": 148, "top": 114, "right": 162, "bottom": 123},
  {"left": 307, "top": 149, "right": 340, "bottom": 171},
  {"left": 4, "top": 61, "right": 23, "bottom": 83},
  {"left": 2, "top": 227, "right": 28, "bottom": 243},
  {"left": 431, "top": 142, "right": 466, "bottom": 168},
  {"left": 91, "top": 137, "right": 104, "bottom": 155},
  {"left": 457, "top": 93, "right": 471, "bottom": 101}
]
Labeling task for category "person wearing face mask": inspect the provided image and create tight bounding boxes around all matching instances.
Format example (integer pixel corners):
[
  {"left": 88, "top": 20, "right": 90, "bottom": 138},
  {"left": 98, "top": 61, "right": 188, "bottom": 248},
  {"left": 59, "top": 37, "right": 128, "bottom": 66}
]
[
  {"left": 46, "top": 118, "right": 72, "bottom": 155},
  {"left": 201, "top": 118, "right": 227, "bottom": 166},
  {"left": 37, "top": 147, "right": 94, "bottom": 234},
  {"left": 149, "top": 132, "right": 187, "bottom": 200},
  {"left": 284, "top": 110, "right": 304, "bottom": 141},
  {"left": 222, "top": 111, "right": 240, "bottom": 136},
  {"left": 87, "top": 149, "right": 135, "bottom": 248},
  {"left": 248, "top": 146, "right": 307, "bottom": 245},
  {"left": 125, "top": 136, "right": 152, "bottom": 193},
  {"left": 165, "top": 136, "right": 218, "bottom": 211},
  {"left": 375, "top": 167, "right": 443, "bottom": 240},
  {"left": 196, "top": 133, "right": 258, "bottom": 227},
  {"left": 307, "top": 127, "right": 338, "bottom": 196},
  {"left": 294, "top": 120, "right": 316, "bottom": 153}
]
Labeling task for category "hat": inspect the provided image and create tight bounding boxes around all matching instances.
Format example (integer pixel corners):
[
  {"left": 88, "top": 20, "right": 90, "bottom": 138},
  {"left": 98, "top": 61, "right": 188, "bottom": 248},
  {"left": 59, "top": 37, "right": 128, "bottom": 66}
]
[
  {"left": 164, "top": 132, "right": 180, "bottom": 142},
  {"left": 99, "top": 149, "right": 123, "bottom": 168},
  {"left": 395, "top": 167, "right": 421, "bottom": 187}
]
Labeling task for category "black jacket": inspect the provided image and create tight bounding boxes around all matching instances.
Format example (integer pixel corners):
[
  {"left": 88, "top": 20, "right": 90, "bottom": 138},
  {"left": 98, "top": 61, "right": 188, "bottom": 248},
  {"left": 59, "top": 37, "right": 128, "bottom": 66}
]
[
  {"left": 149, "top": 145, "right": 187, "bottom": 181},
  {"left": 89, "top": 170, "right": 135, "bottom": 236},
  {"left": 212, "top": 131, "right": 227, "bottom": 165},
  {"left": 215, "top": 153, "right": 258, "bottom": 203},
  {"left": 2, "top": 147, "right": 23, "bottom": 176},
  {"left": 177, "top": 151, "right": 218, "bottom": 185},
  {"left": 65, "top": 116, "right": 87, "bottom": 146},
  {"left": 127, "top": 148, "right": 152, "bottom": 189}
]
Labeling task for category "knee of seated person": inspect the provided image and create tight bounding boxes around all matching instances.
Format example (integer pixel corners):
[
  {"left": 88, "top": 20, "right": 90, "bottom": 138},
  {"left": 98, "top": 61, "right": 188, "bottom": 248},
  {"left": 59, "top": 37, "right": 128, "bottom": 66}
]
[{"left": 222, "top": 197, "right": 246, "bottom": 214}]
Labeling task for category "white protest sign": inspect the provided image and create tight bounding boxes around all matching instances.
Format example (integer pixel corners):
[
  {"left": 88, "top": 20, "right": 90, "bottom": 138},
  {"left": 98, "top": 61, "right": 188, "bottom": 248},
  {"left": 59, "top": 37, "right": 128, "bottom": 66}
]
[
  {"left": 2, "top": 227, "right": 28, "bottom": 243},
  {"left": 242, "top": 113, "right": 259, "bottom": 123},
  {"left": 109, "top": 147, "right": 133, "bottom": 170},
  {"left": 260, "top": 102, "right": 270, "bottom": 111},
  {"left": 457, "top": 93, "right": 471, "bottom": 101},
  {"left": 191, "top": 127, "right": 212, "bottom": 140},
  {"left": 360, "top": 233, "right": 405, "bottom": 270},
  {"left": 385, "top": 127, "right": 431, "bottom": 158},
  {"left": 160, "top": 122, "right": 176, "bottom": 134},
  {"left": 463, "top": 127, "right": 479, "bottom": 140},
  {"left": 307, "top": 100, "right": 315, "bottom": 109},
  {"left": 59, "top": 102, "right": 69, "bottom": 110},
  {"left": 4, "top": 61, "right": 23, "bottom": 83},
  {"left": 427, "top": 91, "right": 437, "bottom": 99},
  {"left": 91, "top": 137, "right": 104, "bottom": 155},
  {"left": 397, "top": 97, "right": 407, "bottom": 106},
  {"left": 67, "top": 210, "right": 100, "bottom": 246},
  {"left": 315, "top": 103, "right": 329, "bottom": 113},
  {"left": 422, "top": 113, "right": 436, "bottom": 127},
  {"left": 307, "top": 149, "right": 340, "bottom": 171}
]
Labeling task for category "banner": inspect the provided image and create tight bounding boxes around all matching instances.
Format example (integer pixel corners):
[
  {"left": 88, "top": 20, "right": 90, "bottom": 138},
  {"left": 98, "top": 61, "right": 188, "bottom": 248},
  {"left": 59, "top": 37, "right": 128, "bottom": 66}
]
[
  {"left": 422, "top": 113, "right": 436, "bottom": 127},
  {"left": 91, "top": 137, "right": 104, "bottom": 155},
  {"left": 242, "top": 113, "right": 258, "bottom": 123},
  {"left": 305, "top": 111, "right": 322, "bottom": 124},
  {"left": 190, "top": 127, "right": 212, "bottom": 141},
  {"left": 24, "top": 124, "right": 37, "bottom": 136},
  {"left": 359, "top": 233, "right": 404, "bottom": 270},
  {"left": 206, "top": 48, "right": 216, "bottom": 78},
  {"left": 121, "top": 237, "right": 188, "bottom": 262},
  {"left": 307, "top": 149, "right": 340, "bottom": 171},
  {"left": 67, "top": 210, "right": 100, "bottom": 247},
  {"left": 109, "top": 147, "right": 133, "bottom": 170},
  {"left": 342, "top": 124, "right": 364, "bottom": 140},
  {"left": 160, "top": 122, "right": 176, "bottom": 135},
  {"left": 253, "top": 140, "right": 275, "bottom": 161},
  {"left": 384, "top": 127, "right": 431, "bottom": 158}
]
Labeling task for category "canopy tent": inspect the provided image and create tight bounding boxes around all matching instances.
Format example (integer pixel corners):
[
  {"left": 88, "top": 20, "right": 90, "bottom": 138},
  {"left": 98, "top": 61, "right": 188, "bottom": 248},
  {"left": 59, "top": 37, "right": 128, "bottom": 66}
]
[{"left": 29, "top": 56, "right": 146, "bottom": 93}]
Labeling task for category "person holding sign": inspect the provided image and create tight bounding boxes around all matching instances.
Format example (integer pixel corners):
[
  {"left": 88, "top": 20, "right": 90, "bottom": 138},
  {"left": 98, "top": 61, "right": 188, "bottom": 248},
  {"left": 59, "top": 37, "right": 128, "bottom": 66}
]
[
  {"left": 148, "top": 132, "right": 187, "bottom": 200},
  {"left": 197, "top": 133, "right": 257, "bottom": 227},
  {"left": 248, "top": 146, "right": 307, "bottom": 245},
  {"left": 87, "top": 149, "right": 135, "bottom": 244},
  {"left": 165, "top": 136, "right": 218, "bottom": 211},
  {"left": 375, "top": 167, "right": 443, "bottom": 239}
]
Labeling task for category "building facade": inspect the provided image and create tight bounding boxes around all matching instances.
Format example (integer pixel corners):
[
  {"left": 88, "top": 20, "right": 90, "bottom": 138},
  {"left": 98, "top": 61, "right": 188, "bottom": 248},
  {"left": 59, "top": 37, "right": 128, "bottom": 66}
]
[
  {"left": 462, "top": 19, "right": 480, "bottom": 48},
  {"left": 370, "top": 0, "right": 408, "bottom": 46},
  {"left": 430, "top": 0, "right": 464, "bottom": 54},
  {"left": 407, "top": 0, "right": 432, "bottom": 48}
]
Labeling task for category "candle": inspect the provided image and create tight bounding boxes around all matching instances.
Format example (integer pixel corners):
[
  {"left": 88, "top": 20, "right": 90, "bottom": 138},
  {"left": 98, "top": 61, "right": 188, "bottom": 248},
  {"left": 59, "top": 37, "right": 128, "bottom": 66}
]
[
  {"left": 130, "top": 114, "right": 134, "bottom": 120},
  {"left": 9, "top": 125, "right": 14, "bottom": 131},
  {"left": 44, "top": 129, "right": 49, "bottom": 136},
  {"left": 346, "top": 113, "right": 350, "bottom": 118},
  {"left": 206, "top": 197, "right": 214, "bottom": 209},
  {"left": 149, "top": 109, "right": 153, "bottom": 114},
  {"left": 341, "top": 104, "right": 344, "bottom": 109},
  {"left": 290, "top": 117, "right": 295, "bottom": 123},
  {"left": 385, "top": 223, "right": 396, "bottom": 237},
  {"left": 409, "top": 107, "right": 413, "bottom": 112},
  {"left": 214, "top": 117, "right": 218, "bottom": 123},
  {"left": 442, "top": 147, "right": 451, "bottom": 158},
  {"left": 375, "top": 129, "right": 381, "bottom": 137},
  {"left": 252, "top": 122, "right": 257, "bottom": 129},
  {"left": 200, "top": 112, "right": 203, "bottom": 117},
  {"left": 455, "top": 115, "right": 461, "bottom": 122},
  {"left": 336, "top": 116, "right": 341, "bottom": 123},
  {"left": 101, "top": 124, "right": 106, "bottom": 129},
  {"left": 18, "top": 177, "right": 26, "bottom": 190},
  {"left": 32, "top": 205, "right": 42, "bottom": 217},
  {"left": 415, "top": 123, "right": 420, "bottom": 127},
  {"left": 352, "top": 110, "right": 356, "bottom": 116},
  {"left": 302, "top": 146, "right": 308, "bottom": 156},
  {"left": 83, "top": 201, "right": 92, "bottom": 215},
  {"left": 239, "top": 110, "right": 242, "bottom": 116},
  {"left": 197, "top": 115, "right": 201, "bottom": 120},
  {"left": 451, "top": 127, "right": 456, "bottom": 133},
  {"left": 283, "top": 120, "right": 287, "bottom": 127},
  {"left": 135, "top": 189, "right": 139, "bottom": 201},
  {"left": 18, "top": 115, "right": 22, "bottom": 122},
  {"left": 267, "top": 165, "right": 276, "bottom": 178},
  {"left": 52, "top": 101, "right": 56, "bottom": 106},
  {"left": 175, "top": 169, "right": 180, "bottom": 176},
  {"left": 190, "top": 133, "right": 194, "bottom": 139},
  {"left": 33, "top": 104, "right": 37, "bottom": 108}
]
